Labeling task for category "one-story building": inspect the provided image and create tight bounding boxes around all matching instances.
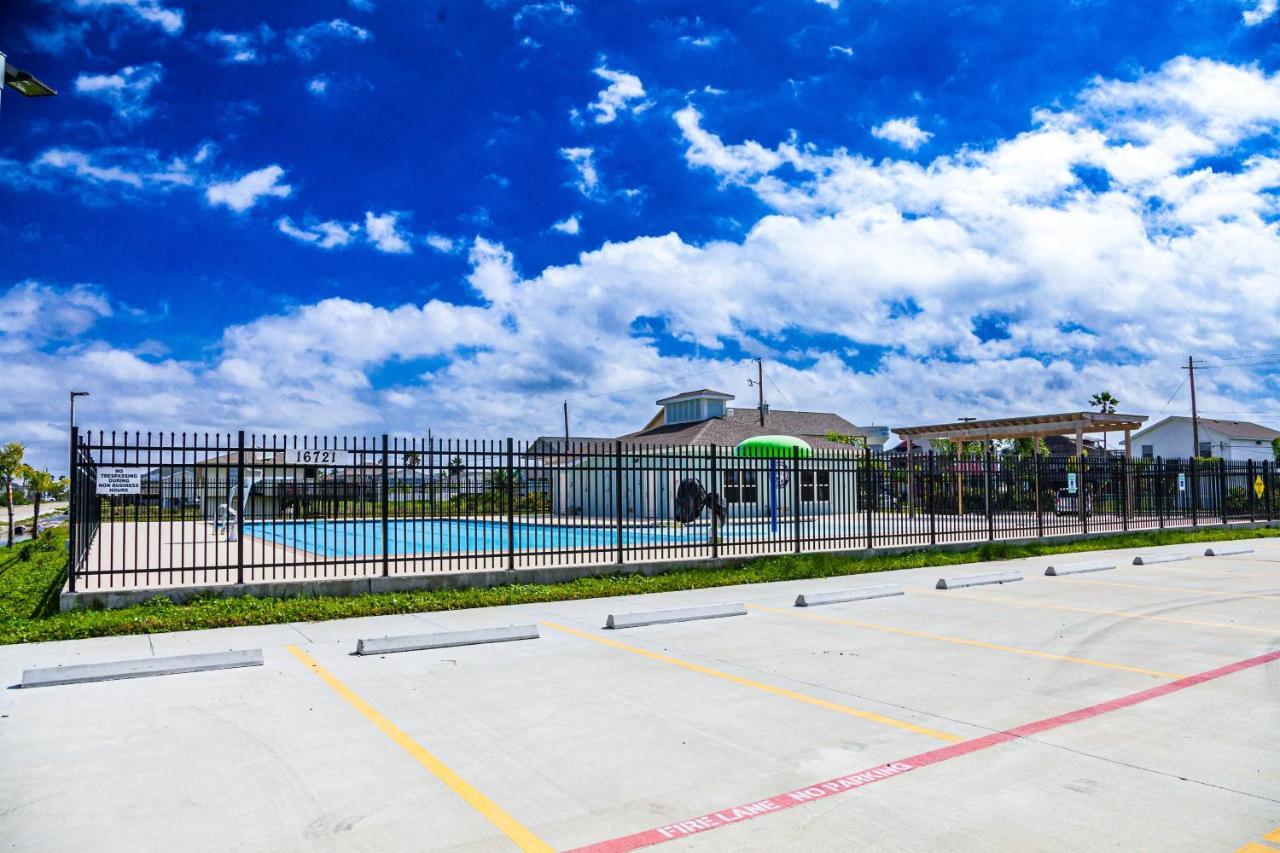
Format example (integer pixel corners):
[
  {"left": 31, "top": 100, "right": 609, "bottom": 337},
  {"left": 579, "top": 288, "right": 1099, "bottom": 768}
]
[
  {"left": 548, "top": 389, "right": 886, "bottom": 521},
  {"left": 1126, "top": 416, "right": 1280, "bottom": 462}
]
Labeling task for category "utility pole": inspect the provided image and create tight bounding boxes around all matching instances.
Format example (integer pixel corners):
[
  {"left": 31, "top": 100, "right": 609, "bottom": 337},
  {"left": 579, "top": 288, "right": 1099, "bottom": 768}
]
[
  {"left": 1184, "top": 356, "right": 1200, "bottom": 457},
  {"left": 756, "top": 357, "right": 766, "bottom": 427},
  {"left": 563, "top": 400, "right": 570, "bottom": 444}
]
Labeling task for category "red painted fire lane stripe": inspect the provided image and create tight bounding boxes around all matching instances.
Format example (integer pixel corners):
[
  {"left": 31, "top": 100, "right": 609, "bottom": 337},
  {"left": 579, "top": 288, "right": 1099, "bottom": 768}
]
[{"left": 567, "top": 649, "right": 1280, "bottom": 853}]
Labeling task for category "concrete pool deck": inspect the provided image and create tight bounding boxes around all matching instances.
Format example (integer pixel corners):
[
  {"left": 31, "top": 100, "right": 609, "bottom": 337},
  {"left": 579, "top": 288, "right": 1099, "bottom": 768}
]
[
  {"left": 65, "top": 513, "right": 1275, "bottom": 610},
  {"left": 10, "top": 536, "right": 1280, "bottom": 851}
]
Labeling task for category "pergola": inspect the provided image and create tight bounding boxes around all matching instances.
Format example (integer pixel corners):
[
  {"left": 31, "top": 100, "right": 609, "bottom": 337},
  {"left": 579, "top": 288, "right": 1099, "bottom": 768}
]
[
  {"left": 892, "top": 412, "right": 1149, "bottom": 514},
  {"left": 894, "top": 412, "right": 1149, "bottom": 458}
]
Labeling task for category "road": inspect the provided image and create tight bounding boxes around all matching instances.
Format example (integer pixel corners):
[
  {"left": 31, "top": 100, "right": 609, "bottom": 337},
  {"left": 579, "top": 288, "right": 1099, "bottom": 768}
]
[{"left": 3, "top": 536, "right": 1278, "bottom": 851}]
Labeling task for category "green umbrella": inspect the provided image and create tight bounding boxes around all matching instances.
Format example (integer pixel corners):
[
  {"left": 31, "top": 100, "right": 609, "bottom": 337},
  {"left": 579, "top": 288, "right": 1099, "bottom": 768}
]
[{"left": 734, "top": 435, "right": 813, "bottom": 458}]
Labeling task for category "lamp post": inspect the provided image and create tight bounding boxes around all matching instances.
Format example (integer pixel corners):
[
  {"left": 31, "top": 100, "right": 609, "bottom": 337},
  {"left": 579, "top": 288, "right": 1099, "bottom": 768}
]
[
  {"left": 70, "top": 391, "right": 89, "bottom": 432},
  {"left": 1, "top": 51, "right": 57, "bottom": 117}
]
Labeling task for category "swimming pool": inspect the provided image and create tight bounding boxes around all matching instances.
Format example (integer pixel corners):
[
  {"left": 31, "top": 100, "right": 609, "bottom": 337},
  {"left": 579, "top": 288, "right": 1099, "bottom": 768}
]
[{"left": 245, "top": 518, "right": 802, "bottom": 557}]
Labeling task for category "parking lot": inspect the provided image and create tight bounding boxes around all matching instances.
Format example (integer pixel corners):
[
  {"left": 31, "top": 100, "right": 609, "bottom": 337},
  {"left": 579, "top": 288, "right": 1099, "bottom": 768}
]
[{"left": 3, "top": 537, "right": 1279, "bottom": 852}]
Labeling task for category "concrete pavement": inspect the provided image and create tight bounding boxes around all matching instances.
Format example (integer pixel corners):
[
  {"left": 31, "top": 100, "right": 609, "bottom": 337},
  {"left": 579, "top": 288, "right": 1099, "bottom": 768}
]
[{"left": 2, "top": 536, "right": 1278, "bottom": 851}]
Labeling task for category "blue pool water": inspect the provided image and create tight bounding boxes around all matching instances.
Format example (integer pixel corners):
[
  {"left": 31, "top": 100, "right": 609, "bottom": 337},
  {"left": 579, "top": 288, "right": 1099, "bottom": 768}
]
[{"left": 246, "top": 518, "right": 783, "bottom": 557}]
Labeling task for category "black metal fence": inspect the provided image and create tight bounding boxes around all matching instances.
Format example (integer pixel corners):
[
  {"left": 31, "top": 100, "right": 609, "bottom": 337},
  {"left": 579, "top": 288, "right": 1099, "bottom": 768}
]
[{"left": 67, "top": 427, "right": 1278, "bottom": 592}]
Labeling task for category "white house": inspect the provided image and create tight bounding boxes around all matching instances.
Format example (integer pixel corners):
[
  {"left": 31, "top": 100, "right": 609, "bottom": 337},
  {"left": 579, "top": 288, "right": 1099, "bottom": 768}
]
[
  {"left": 548, "top": 389, "right": 885, "bottom": 521},
  {"left": 1127, "top": 416, "right": 1280, "bottom": 463}
]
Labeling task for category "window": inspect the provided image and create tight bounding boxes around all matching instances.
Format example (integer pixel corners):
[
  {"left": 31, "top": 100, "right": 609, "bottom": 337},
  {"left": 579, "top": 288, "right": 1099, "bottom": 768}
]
[
  {"left": 1141, "top": 445, "right": 1154, "bottom": 460},
  {"left": 800, "top": 470, "right": 831, "bottom": 502},
  {"left": 723, "top": 470, "right": 757, "bottom": 504},
  {"left": 1198, "top": 441, "right": 1212, "bottom": 457},
  {"left": 665, "top": 400, "right": 699, "bottom": 424}
]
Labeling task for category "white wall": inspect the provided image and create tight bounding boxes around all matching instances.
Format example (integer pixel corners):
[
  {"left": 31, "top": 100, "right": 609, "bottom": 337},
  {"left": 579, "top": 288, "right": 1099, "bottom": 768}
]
[{"left": 1133, "top": 419, "right": 1277, "bottom": 462}]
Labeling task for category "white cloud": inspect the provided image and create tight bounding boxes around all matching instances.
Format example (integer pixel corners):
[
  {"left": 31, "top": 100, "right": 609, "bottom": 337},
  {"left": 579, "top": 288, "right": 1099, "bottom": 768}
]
[
  {"left": 1243, "top": 0, "right": 1278, "bottom": 24},
  {"left": 307, "top": 76, "right": 330, "bottom": 97},
  {"left": 551, "top": 214, "right": 581, "bottom": 235},
  {"left": 287, "top": 18, "right": 372, "bottom": 60},
  {"left": 587, "top": 65, "right": 651, "bottom": 124},
  {"left": 560, "top": 146, "right": 599, "bottom": 195},
  {"left": 364, "top": 211, "right": 413, "bottom": 254},
  {"left": 6, "top": 56, "right": 1280, "bottom": 469},
  {"left": 0, "top": 282, "right": 112, "bottom": 352},
  {"left": 205, "top": 165, "right": 292, "bottom": 213},
  {"left": 814, "top": 0, "right": 839, "bottom": 8},
  {"left": 829, "top": 45, "right": 853, "bottom": 57},
  {"left": 205, "top": 27, "right": 273, "bottom": 63},
  {"left": 425, "top": 233, "right": 459, "bottom": 253},
  {"left": 513, "top": 2, "right": 577, "bottom": 28},
  {"left": 74, "top": 63, "right": 164, "bottom": 123},
  {"left": 74, "top": 0, "right": 184, "bottom": 34},
  {"left": 349, "top": 0, "right": 375, "bottom": 10},
  {"left": 276, "top": 217, "right": 359, "bottom": 249},
  {"left": 871, "top": 116, "right": 933, "bottom": 150}
]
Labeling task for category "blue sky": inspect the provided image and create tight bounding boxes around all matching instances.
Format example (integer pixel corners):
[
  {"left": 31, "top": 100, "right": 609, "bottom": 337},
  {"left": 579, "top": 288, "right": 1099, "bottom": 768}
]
[{"left": 2, "top": 0, "right": 1280, "bottom": 470}]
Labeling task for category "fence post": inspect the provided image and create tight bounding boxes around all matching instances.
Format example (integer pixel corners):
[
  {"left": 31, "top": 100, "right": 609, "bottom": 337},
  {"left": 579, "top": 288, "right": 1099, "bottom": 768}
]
[
  {"left": 927, "top": 451, "right": 936, "bottom": 546},
  {"left": 791, "top": 446, "right": 802, "bottom": 554},
  {"left": 864, "top": 447, "right": 873, "bottom": 550},
  {"left": 1182, "top": 458, "right": 1192, "bottom": 525},
  {"left": 381, "top": 434, "right": 390, "bottom": 577},
  {"left": 614, "top": 441, "right": 624, "bottom": 565},
  {"left": 1268, "top": 461, "right": 1275, "bottom": 524},
  {"left": 709, "top": 444, "right": 719, "bottom": 560},
  {"left": 1120, "top": 458, "right": 1129, "bottom": 531},
  {"left": 1033, "top": 450, "right": 1043, "bottom": 538},
  {"left": 67, "top": 425, "right": 78, "bottom": 593},
  {"left": 236, "top": 430, "right": 245, "bottom": 585},
  {"left": 1247, "top": 459, "right": 1256, "bottom": 523},
  {"left": 506, "top": 437, "right": 516, "bottom": 571},
  {"left": 1219, "top": 459, "right": 1228, "bottom": 525},
  {"left": 1078, "top": 453, "right": 1088, "bottom": 535},
  {"left": 1156, "top": 458, "right": 1165, "bottom": 529},
  {"left": 984, "top": 450, "right": 994, "bottom": 541}
]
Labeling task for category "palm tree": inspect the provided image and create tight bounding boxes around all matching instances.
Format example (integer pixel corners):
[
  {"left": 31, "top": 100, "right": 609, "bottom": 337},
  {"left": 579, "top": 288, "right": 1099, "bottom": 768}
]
[
  {"left": 0, "top": 442, "right": 25, "bottom": 546},
  {"left": 22, "top": 466, "right": 56, "bottom": 537},
  {"left": 1089, "top": 391, "right": 1120, "bottom": 452}
]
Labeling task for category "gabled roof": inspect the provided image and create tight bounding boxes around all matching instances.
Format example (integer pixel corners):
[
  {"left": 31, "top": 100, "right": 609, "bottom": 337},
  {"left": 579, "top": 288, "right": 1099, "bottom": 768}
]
[
  {"left": 620, "top": 407, "right": 867, "bottom": 450},
  {"left": 1131, "top": 416, "right": 1280, "bottom": 442}
]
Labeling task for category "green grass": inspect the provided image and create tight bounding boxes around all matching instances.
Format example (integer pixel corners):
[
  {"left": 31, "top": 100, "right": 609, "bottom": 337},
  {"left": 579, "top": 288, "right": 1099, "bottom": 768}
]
[{"left": 1, "top": 523, "right": 1277, "bottom": 645}]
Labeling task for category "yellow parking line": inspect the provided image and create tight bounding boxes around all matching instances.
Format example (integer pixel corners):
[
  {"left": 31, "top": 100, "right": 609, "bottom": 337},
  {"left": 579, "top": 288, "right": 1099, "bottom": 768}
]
[
  {"left": 918, "top": 590, "right": 1280, "bottom": 635},
  {"left": 541, "top": 621, "right": 961, "bottom": 743},
  {"left": 748, "top": 605, "right": 1183, "bottom": 680},
  {"left": 1235, "top": 843, "right": 1279, "bottom": 853},
  {"left": 1065, "top": 577, "right": 1280, "bottom": 601},
  {"left": 286, "top": 645, "right": 552, "bottom": 853},
  {"left": 1266, "top": 828, "right": 1280, "bottom": 843}
]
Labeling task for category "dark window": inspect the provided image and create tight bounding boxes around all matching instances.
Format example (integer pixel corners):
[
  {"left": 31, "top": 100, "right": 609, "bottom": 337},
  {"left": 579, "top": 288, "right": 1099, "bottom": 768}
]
[
  {"left": 1198, "top": 441, "right": 1212, "bottom": 457},
  {"left": 800, "top": 470, "right": 830, "bottom": 502},
  {"left": 724, "top": 470, "right": 758, "bottom": 504},
  {"left": 1141, "top": 445, "right": 1154, "bottom": 460}
]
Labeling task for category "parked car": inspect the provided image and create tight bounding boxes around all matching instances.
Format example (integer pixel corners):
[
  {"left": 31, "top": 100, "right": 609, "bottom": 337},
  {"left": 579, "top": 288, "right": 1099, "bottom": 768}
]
[{"left": 1054, "top": 488, "right": 1092, "bottom": 516}]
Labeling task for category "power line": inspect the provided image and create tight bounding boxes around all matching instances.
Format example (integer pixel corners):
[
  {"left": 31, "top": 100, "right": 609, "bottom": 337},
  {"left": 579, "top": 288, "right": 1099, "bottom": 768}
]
[{"left": 1156, "top": 374, "right": 1188, "bottom": 416}]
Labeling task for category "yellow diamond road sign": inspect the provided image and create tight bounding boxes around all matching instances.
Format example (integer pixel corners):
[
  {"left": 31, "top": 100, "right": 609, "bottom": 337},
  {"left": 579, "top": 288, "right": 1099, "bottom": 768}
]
[{"left": 1255, "top": 475, "right": 1266, "bottom": 500}]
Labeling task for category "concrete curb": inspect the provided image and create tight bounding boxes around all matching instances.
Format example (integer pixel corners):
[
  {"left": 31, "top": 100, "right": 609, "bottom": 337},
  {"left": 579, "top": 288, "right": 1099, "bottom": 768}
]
[
  {"left": 1132, "top": 553, "right": 1191, "bottom": 565},
  {"left": 1204, "top": 546, "right": 1255, "bottom": 557},
  {"left": 355, "top": 624, "right": 539, "bottom": 655},
  {"left": 795, "top": 585, "right": 903, "bottom": 607},
  {"left": 936, "top": 570, "right": 1022, "bottom": 590},
  {"left": 1045, "top": 561, "right": 1116, "bottom": 576},
  {"left": 20, "top": 649, "right": 263, "bottom": 688},
  {"left": 606, "top": 603, "right": 746, "bottom": 629}
]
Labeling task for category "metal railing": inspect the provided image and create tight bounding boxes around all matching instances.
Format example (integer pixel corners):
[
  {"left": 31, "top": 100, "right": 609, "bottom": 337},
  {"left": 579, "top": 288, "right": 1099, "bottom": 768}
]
[{"left": 66, "top": 428, "right": 1278, "bottom": 592}]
